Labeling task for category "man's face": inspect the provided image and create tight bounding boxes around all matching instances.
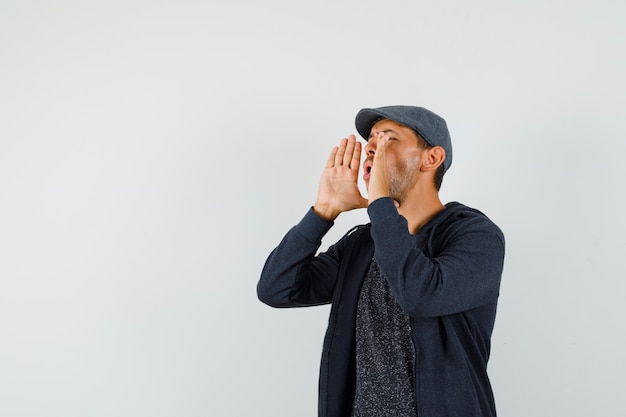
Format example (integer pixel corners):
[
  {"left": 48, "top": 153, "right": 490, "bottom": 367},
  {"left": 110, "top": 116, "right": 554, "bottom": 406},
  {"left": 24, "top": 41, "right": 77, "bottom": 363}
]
[{"left": 363, "top": 119, "right": 424, "bottom": 202}]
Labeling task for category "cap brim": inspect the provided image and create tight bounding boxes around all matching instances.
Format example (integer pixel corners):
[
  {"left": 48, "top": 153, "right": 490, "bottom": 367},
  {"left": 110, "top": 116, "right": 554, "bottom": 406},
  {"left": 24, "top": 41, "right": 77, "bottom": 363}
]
[{"left": 355, "top": 108, "right": 390, "bottom": 140}]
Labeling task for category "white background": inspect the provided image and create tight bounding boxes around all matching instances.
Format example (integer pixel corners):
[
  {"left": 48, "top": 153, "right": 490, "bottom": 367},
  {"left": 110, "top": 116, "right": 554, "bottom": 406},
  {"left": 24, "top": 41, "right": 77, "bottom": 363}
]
[{"left": 1, "top": 0, "right": 625, "bottom": 416}]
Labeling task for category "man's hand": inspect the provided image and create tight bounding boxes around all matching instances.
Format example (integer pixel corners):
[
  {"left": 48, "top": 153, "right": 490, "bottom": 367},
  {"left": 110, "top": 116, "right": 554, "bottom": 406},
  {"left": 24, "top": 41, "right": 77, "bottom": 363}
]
[
  {"left": 313, "top": 135, "right": 368, "bottom": 221},
  {"left": 367, "top": 135, "right": 391, "bottom": 205}
]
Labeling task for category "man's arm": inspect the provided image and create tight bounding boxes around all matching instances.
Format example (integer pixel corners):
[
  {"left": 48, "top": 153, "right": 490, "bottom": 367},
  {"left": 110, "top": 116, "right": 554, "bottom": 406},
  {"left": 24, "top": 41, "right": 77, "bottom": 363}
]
[
  {"left": 368, "top": 197, "right": 505, "bottom": 318},
  {"left": 257, "top": 208, "right": 339, "bottom": 307}
]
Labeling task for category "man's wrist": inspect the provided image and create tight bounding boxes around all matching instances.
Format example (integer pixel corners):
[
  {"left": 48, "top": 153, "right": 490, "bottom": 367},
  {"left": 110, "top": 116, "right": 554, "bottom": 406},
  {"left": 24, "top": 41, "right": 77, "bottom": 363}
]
[
  {"left": 312, "top": 204, "right": 339, "bottom": 222},
  {"left": 367, "top": 197, "right": 399, "bottom": 222}
]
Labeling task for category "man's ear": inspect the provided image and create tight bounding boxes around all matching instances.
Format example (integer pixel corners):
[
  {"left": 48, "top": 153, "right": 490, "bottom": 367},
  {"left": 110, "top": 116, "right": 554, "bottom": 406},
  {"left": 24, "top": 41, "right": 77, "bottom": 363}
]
[{"left": 421, "top": 146, "right": 446, "bottom": 172}]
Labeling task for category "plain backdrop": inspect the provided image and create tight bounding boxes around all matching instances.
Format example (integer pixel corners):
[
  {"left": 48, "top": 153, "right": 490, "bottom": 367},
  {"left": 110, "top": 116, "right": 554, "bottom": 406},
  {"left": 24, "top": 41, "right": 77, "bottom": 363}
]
[{"left": 1, "top": 0, "right": 625, "bottom": 416}]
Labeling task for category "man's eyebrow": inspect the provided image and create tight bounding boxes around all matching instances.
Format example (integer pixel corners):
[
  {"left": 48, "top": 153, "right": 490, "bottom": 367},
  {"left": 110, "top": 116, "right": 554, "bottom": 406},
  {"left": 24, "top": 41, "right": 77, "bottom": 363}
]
[{"left": 368, "top": 129, "right": 398, "bottom": 139}]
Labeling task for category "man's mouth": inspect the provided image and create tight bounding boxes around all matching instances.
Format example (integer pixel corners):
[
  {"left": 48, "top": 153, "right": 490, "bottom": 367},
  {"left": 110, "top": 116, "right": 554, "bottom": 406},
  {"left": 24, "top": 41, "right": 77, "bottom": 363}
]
[{"left": 363, "top": 160, "right": 373, "bottom": 180}]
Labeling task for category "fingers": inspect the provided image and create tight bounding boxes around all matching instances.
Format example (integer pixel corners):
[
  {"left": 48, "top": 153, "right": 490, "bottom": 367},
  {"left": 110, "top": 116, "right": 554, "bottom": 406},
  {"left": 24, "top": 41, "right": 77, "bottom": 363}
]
[
  {"left": 334, "top": 138, "right": 348, "bottom": 167},
  {"left": 367, "top": 134, "right": 391, "bottom": 204},
  {"left": 328, "top": 135, "right": 361, "bottom": 169},
  {"left": 373, "top": 135, "right": 387, "bottom": 165},
  {"left": 326, "top": 146, "right": 338, "bottom": 168},
  {"left": 342, "top": 136, "right": 356, "bottom": 167},
  {"left": 350, "top": 142, "right": 362, "bottom": 170}
]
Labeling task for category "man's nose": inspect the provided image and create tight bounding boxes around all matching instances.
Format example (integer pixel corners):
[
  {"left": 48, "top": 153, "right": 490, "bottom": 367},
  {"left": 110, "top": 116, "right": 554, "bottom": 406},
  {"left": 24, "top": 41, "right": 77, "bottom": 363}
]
[{"left": 365, "top": 132, "right": 385, "bottom": 155}]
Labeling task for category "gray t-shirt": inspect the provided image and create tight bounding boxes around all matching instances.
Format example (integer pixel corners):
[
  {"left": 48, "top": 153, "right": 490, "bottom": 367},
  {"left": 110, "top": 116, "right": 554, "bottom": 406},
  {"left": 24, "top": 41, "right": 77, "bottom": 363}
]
[{"left": 352, "top": 257, "right": 417, "bottom": 417}]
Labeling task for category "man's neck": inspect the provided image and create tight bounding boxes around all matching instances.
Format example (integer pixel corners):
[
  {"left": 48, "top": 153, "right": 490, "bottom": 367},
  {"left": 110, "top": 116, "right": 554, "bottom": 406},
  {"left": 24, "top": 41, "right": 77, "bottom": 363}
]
[{"left": 397, "top": 189, "right": 445, "bottom": 235}]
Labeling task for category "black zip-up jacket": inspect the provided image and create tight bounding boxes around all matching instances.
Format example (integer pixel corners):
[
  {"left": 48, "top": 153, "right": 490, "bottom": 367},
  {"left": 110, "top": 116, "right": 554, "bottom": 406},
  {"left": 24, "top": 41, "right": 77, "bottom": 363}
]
[{"left": 258, "top": 198, "right": 505, "bottom": 417}]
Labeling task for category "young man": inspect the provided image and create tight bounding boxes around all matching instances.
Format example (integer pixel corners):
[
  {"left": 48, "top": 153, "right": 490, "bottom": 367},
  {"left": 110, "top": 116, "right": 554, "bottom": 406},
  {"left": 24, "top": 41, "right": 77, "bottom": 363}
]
[{"left": 257, "top": 105, "right": 505, "bottom": 417}]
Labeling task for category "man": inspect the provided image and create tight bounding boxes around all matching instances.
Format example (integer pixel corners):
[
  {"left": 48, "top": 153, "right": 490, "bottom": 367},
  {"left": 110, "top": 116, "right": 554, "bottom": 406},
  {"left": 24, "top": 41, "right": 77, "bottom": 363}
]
[{"left": 257, "top": 105, "right": 505, "bottom": 417}]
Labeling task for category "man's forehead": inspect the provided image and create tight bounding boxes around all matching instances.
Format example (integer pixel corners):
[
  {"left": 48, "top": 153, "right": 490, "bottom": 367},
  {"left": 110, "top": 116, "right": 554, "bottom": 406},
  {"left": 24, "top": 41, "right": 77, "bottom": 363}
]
[{"left": 368, "top": 119, "right": 415, "bottom": 138}]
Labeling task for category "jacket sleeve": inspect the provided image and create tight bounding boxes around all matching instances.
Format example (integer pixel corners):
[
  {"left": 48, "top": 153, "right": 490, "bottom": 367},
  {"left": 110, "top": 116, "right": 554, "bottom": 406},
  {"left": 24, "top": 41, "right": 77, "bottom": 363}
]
[
  {"left": 368, "top": 198, "right": 505, "bottom": 318},
  {"left": 257, "top": 208, "right": 349, "bottom": 308}
]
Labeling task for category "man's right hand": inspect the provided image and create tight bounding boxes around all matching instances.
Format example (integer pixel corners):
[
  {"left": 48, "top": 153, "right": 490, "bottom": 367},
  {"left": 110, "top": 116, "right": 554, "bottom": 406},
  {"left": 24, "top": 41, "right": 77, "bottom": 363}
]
[{"left": 313, "top": 135, "right": 368, "bottom": 221}]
